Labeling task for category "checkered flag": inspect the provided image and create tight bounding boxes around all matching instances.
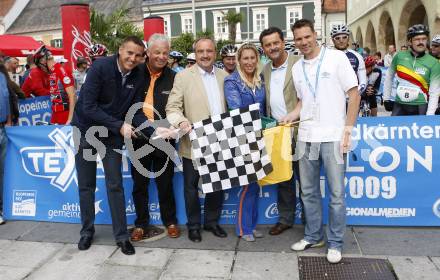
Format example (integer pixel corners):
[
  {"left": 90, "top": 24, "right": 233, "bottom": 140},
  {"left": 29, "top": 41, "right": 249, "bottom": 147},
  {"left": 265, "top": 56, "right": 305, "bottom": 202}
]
[{"left": 189, "top": 103, "right": 273, "bottom": 193}]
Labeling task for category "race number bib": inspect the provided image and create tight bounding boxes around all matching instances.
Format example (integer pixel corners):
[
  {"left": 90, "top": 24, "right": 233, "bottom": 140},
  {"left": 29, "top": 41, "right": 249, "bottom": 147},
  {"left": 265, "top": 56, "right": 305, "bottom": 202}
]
[{"left": 396, "top": 84, "right": 420, "bottom": 102}]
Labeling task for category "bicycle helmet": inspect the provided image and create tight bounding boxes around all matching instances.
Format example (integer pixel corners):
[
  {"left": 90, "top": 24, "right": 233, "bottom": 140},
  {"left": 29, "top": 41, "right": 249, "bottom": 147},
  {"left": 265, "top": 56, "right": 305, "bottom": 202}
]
[
  {"left": 33, "top": 45, "right": 53, "bottom": 66},
  {"left": 169, "top": 51, "right": 184, "bottom": 61},
  {"left": 407, "top": 24, "right": 429, "bottom": 40},
  {"left": 284, "top": 42, "right": 295, "bottom": 53},
  {"left": 88, "top": 43, "right": 108, "bottom": 59},
  {"left": 330, "top": 24, "right": 350, "bottom": 38},
  {"left": 220, "top": 44, "right": 237, "bottom": 57},
  {"left": 364, "top": 56, "right": 376, "bottom": 68},
  {"left": 186, "top": 52, "right": 196, "bottom": 63},
  {"left": 432, "top": 34, "right": 440, "bottom": 45},
  {"left": 214, "top": 61, "right": 224, "bottom": 69}
]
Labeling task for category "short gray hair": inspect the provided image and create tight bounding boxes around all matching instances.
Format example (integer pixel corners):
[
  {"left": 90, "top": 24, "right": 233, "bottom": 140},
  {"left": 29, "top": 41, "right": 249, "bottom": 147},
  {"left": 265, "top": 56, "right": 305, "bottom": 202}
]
[{"left": 147, "top": 33, "right": 170, "bottom": 49}]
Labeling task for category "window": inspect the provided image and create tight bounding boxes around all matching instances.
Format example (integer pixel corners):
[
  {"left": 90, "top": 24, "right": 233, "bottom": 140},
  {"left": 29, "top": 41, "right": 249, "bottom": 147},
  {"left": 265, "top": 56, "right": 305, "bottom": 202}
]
[
  {"left": 252, "top": 8, "right": 268, "bottom": 38},
  {"left": 51, "top": 39, "right": 63, "bottom": 48},
  {"left": 161, "top": 15, "right": 171, "bottom": 37},
  {"left": 213, "top": 10, "right": 229, "bottom": 40},
  {"left": 181, "top": 13, "right": 193, "bottom": 34},
  {"left": 286, "top": 6, "right": 302, "bottom": 38}
]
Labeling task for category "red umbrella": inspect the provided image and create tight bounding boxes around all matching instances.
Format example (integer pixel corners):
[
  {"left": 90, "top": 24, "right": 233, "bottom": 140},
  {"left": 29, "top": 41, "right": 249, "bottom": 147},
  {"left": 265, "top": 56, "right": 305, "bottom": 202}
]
[{"left": 0, "top": 34, "right": 63, "bottom": 57}]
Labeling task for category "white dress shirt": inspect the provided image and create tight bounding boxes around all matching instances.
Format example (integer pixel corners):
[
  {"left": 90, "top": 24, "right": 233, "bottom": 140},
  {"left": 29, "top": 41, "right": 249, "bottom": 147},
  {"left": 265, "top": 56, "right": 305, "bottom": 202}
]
[
  {"left": 269, "top": 54, "right": 289, "bottom": 121},
  {"left": 198, "top": 65, "right": 224, "bottom": 115}
]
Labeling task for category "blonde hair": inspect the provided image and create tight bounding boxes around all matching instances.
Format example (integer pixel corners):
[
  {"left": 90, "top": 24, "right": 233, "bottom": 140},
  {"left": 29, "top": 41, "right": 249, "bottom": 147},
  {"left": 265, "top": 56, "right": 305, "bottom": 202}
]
[{"left": 236, "top": 43, "right": 262, "bottom": 89}]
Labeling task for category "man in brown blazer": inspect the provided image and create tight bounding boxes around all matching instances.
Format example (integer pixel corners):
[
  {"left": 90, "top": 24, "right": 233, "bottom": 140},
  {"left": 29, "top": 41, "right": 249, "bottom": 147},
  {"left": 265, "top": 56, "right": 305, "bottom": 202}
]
[
  {"left": 166, "top": 37, "right": 229, "bottom": 242},
  {"left": 260, "top": 27, "right": 302, "bottom": 235}
]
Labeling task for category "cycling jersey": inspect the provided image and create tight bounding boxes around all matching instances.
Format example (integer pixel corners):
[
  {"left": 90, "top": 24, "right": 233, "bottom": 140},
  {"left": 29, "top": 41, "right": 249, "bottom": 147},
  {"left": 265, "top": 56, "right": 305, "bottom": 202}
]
[
  {"left": 344, "top": 49, "right": 367, "bottom": 93},
  {"left": 383, "top": 50, "right": 440, "bottom": 114},
  {"left": 49, "top": 63, "right": 74, "bottom": 124}
]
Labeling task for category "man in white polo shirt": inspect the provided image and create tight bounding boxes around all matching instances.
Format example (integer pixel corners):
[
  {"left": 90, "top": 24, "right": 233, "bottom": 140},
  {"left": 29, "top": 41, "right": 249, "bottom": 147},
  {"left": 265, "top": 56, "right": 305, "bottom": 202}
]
[{"left": 282, "top": 19, "right": 360, "bottom": 264}]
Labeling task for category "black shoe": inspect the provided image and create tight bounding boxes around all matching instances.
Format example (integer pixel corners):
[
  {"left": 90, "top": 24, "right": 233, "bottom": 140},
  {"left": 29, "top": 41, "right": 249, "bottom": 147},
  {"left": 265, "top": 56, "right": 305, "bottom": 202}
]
[
  {"left": 188, "top": 229, "right": 202, "bottom": 242},
  {"left": 116, "top": 240, "right": 135, "bottom": 255},
  {"left": 78, "top": 236, "right": 93, "bottom": 250},
  {"left": 203, "top": 225, "right": 227, "bottom": 238}
]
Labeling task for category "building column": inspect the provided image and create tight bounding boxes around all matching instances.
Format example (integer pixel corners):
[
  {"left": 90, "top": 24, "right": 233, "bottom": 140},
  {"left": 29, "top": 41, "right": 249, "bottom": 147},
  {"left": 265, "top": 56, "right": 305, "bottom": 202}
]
[
  {"left": 314, "top": 0, "right": 322, "bottom": 42},
  {"left": 235, "top": 6, "right": 242, "bottom": 42},
  {"left": 202, "top": 9, "right": 206, "bottom": 31}
]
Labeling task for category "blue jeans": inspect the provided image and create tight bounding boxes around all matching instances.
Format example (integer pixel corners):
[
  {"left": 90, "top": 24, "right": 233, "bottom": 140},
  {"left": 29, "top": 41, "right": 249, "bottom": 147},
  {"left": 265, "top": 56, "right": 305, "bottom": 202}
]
[
  {"left": 296, "top": 141, "right": 346, "bottom": 250},
  {"left": 0, "top": 127, "right": 7, "bottom": 213},
  {"left": 236, "top": 182, "right": 259, "bottom": 236}
]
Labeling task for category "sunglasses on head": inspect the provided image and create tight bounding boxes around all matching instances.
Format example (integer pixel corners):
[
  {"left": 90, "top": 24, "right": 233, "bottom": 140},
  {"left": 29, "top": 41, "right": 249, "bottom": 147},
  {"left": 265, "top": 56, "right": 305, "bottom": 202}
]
[{"left": 334, "top": 35, "right": 348, "bottom": 41}]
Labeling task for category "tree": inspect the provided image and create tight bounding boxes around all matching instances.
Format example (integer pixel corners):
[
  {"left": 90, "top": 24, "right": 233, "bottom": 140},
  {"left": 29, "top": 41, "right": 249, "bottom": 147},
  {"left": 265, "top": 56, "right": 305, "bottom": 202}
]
[
  {"left": 171, "top": 30, "right": 216, "bottom": 56},
  {"left": 90, "top": 7, "right": 144, "bottom": 53},
  {"left": 224, "top": 10, "right": 243, "bottom": 44}
]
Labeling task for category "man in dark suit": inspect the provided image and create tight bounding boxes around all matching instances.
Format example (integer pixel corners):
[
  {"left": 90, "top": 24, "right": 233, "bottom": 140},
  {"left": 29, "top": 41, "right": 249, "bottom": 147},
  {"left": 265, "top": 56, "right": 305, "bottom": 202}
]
[
  {"left": 260, "top": 27, "right": 302, "bottom": 236},
  {"left": 72, "top": 36, "right": 161, "bottom": 255},
  {"left": 129, "top": 33, "right": 181, "bottom": 241}
]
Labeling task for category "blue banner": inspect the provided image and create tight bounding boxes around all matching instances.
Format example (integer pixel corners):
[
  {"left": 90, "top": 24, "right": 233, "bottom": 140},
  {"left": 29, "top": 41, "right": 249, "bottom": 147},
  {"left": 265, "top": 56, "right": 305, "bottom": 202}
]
[
  {"left": 3, "top": 115, "right": 440, "bottom": 226},
  {"left": 17, "top": 96, "right": 52, "bottom": 126}
]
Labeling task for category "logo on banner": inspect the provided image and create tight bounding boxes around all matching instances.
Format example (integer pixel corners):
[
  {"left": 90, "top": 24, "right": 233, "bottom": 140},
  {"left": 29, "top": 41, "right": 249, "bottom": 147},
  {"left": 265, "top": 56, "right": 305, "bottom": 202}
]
[
  {"left": 20, "top": 128, "right": 76, "bottom": 192},
  {"left": 12, "top": 190, "right": 37, "bottom": 216},
  {"left": 71, "top": 26, "right": 92, "bottom": 67},
  {"left": 48, "top": 201, "right": 103, "bottom": 220},
  {"left": 265, "top": 203, "right": 279, "bottom": 219},
  {"left": 433, "top": 199, "right": 440, "bottom": 218}
]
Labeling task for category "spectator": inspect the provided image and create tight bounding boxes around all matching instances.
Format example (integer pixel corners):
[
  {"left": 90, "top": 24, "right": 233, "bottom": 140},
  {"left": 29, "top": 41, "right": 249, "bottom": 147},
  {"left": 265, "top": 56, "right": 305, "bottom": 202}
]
[
  {"left": 0, "top": 64, "right": 25, "bottom": 100},
  {"left": 259, "top": 26, "right": 302, "bottom": 236},
  {"left": 384, "top": 45, "right": 396, "bottom": 67},
  {"left": 285, "top": 19, "right": 360, "bottom": 264},
  {"left": 224, "top": 43, "right": 265, "bottom": 242},
  {"left": 21, "top": 54, "right": 36, "bottom": 87},
  {"left": 4, "top": 57, "right": 20, "bottom": 85},
  {"left": 73, "top": 57, "right": 88, "bottom": 91},
  {"left": 373, "top": 51, "right": 384, "bottom": 66}
]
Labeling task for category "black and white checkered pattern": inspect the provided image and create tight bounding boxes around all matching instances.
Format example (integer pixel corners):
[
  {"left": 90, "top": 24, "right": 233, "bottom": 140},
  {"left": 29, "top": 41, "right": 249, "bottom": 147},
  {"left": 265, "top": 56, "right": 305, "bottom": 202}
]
[{"left": 189, "top": 103, "right": 273, "bottom": 193}]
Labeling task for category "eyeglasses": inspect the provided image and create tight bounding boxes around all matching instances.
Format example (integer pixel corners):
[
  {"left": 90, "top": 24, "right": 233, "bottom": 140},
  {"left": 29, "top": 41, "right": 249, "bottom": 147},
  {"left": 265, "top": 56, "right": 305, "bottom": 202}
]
[
  {"left": 187, "top": 61, "right": 196, "bottom": 65},
  {"left": 334, "top": 35, "right": 348, "bottom": 41}
]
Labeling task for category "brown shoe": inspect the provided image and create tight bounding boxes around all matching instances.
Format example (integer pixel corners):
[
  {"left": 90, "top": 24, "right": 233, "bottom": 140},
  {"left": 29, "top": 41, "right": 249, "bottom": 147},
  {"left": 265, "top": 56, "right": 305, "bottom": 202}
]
[
  {"left": 269, "top": 223, "right": 292, "bottom": 236},
  {"left": 167, "top": 224, "right": 181, "bottom": 238},
  {"left": 130, "top": 227, "right": 146, "bottom": 242}
]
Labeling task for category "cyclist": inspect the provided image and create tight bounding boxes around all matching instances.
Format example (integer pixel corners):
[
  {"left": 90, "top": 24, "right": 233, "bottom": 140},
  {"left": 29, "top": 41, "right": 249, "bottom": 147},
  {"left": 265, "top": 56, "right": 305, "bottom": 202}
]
[
  {"left": 429, "top": 34, "right": 440, "bottom": 60},
  {"left": 186, "top": 52, "right": 196, "bottom": 68},
  {"left": 331, "top": 24, "right": 367, "bottom": 94},
  {"left": 383, "top": 24, "right": 440, "bottom": 115},
  {"left": 363, "top": 56, "right": 382, "bottom": 116},
  {"left": 220, "top": 44, "right": 237, "bottom": 74},
  {"left": 88, "top": 43, "right": 108, "bottom": 62},
  {"left": 168, "top": 51, "right": 184, "bottom": 73},
  {"left": 26, "top": 46, "right": 76, "bottom": 124}
]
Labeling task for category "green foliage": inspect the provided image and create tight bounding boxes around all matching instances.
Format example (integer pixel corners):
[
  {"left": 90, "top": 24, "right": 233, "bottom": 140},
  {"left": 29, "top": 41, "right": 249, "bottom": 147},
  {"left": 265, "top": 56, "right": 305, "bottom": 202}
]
[
  {"left": 170, "top": 33, "right": 194, "bottom": 56},
  {"left": 223, "top": 10, "right": 243, "bottom": 43},
  {"left": 90, "top": 7, "right": 144, "bottom": 54}
]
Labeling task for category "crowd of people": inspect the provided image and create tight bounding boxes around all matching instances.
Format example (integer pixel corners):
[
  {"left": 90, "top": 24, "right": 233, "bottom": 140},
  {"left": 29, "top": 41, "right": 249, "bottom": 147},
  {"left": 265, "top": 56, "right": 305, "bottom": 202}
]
[{"left": 0, "top": 18, "right": 439, "bottom": 264}]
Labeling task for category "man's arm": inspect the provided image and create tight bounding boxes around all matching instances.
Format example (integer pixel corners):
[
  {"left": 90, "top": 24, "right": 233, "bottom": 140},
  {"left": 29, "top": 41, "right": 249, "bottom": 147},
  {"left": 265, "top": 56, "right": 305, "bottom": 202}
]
[
  {"left": 280, "top": 99, "right": 302, "bottom": 123},
  {"left": 81, "top": 62, "right": 124, "bottom": 135},
  {"left": 426, "top": 63, "right": 440, "bottom": 115},
  {"left": 166, "top": 72, "right": 189, "bottom": 130},
  {"left": 65, "top": 85, "right": 76, "bottom": 124}
]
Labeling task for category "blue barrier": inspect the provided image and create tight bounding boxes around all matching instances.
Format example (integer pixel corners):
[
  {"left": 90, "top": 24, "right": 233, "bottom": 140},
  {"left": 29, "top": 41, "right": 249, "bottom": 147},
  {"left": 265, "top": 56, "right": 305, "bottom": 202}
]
[
  {"left": 18, "top": 96, "right": 52, "bottom": 126},
  {"left": 3, "top": 115, "right": 440, "bottom": 226}
]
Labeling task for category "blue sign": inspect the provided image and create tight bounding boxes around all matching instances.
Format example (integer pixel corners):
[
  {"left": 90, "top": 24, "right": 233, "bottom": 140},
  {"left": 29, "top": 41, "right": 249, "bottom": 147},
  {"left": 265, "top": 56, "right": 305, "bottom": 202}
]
[
  {"left": 3, "top": 115, "right": 440, "bottom": 226},
  {"left": 18, "top": 96, "right": 52, "bottom": 126}
]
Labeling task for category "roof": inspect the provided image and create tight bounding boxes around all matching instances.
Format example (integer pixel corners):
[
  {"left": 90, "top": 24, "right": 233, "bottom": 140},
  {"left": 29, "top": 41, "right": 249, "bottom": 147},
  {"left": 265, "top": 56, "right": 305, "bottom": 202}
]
[
  {"left": 322, "top": 0, "right": 346, "bottom": 13},
  {"left": 7, "top": 0, "right": 143, "bottom": 34}
]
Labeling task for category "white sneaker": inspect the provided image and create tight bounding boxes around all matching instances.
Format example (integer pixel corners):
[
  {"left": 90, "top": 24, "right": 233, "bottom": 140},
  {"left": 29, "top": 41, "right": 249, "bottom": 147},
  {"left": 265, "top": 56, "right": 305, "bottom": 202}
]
[
  {"left": 252, "top": 230, "right": 264, "bottom": 238},
  {"left": 291, "top": 239, "right": 325, "bottom": 251},
  {"left": 0, "top": 215, "right": 5, "bottom": 225},
  {"left": 327, "top": 248, "right": 342, "bottom": 263},
  {"left": 242, "top": 234, "right": 255, "bottom": 242}
]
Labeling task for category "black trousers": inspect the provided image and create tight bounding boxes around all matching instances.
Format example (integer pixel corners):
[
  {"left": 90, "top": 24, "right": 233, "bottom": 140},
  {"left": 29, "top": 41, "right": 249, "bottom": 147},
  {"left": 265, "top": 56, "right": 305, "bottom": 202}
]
[
  {"left": 182, "top": 157, "right": 223, "bottom": 230},
  {"left": 131, "top": 143, "right": 177, "bottom": 228},
  {"left": 392, "top": 102, "right": 428, "bottom": 116},
  {"left": 75, "top": 134, "right": 129, "bottom": 242}
]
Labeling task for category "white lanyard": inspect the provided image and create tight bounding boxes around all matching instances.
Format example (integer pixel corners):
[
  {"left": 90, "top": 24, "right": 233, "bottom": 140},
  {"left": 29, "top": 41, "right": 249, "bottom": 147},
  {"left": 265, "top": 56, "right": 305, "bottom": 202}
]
[{"left": 302, "top": 47, "right": 326, "bottom": 101}]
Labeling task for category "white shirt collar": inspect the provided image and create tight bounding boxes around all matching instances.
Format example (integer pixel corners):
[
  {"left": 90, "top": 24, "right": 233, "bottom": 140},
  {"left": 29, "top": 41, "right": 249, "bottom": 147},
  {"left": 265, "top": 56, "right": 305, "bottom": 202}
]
[
  {"left": 271, "top": 52, "right": 289, "bottom": 70},
  {"left": 116, "top": 58, "right": 131, "bottom": 78},
  {"left": 197, "top": 64, "right": 215, "bottom": 76}
]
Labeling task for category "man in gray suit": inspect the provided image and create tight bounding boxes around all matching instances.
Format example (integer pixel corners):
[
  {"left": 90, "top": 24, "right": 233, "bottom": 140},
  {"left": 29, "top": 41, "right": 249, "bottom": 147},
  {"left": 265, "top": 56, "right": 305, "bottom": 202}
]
[{"left": 260, "top": 27, "right": 302, "bottom": 235}]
